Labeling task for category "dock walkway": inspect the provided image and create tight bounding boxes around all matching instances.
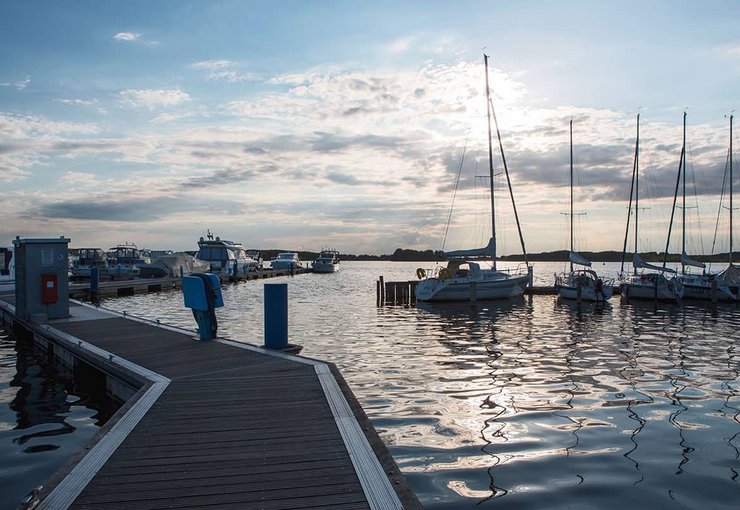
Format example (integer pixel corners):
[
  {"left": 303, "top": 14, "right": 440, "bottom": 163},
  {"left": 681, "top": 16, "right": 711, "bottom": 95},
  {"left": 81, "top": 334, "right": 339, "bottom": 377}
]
[{"left": 0, "top": 290, "right": 418, "bottom": 509}]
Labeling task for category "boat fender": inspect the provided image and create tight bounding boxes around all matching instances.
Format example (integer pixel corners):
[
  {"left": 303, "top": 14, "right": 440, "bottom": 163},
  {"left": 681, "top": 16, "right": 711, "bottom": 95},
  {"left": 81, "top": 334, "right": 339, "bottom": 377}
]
[
  {"left": 439, "top": 268, "right": 452, "bottom": 280},
  {"left": 416, "top": 267, "right": 426, "bottom": 279}
]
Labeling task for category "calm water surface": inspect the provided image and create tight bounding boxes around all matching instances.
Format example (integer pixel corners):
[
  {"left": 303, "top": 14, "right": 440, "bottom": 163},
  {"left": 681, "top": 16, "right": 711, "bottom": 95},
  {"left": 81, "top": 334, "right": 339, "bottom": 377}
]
[
  {"left": 1, "top": 260, "right": 738, "bottom": 509},
  {"left": 0, "top": 324, "right": 119, "bottom": 509},
  {"left": 104, "top": 261, "right": 740, "bottom": 509}
]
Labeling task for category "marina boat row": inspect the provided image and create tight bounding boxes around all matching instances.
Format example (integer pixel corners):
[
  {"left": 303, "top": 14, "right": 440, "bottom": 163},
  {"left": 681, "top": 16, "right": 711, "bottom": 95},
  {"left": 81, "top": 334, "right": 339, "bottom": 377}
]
[{"left": 414, "top": 56, "right": 737, "bottom": 304}]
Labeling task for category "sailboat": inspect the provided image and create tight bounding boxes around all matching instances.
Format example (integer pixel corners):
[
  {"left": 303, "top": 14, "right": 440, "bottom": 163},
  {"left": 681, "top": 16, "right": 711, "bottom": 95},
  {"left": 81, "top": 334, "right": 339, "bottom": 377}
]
[
  {"left": 619, "top": 114, "right": 684, "bottom": 301},
  {"left": 415, "top": 54, "right": 531, "bottom": 302},
  {"left": 716, "top": 114, "right": 740, "bottom": 297},
  {"left": 555, "top": 120, "right": 614, "bottom": 302},
  {"left": 679, "top": 114, "right": 738, "bottom": 301}
]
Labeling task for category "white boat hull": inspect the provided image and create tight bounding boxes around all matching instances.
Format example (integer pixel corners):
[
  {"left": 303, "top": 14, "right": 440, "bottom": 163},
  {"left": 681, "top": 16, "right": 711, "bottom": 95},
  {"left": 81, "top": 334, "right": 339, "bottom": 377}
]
[
  {"left": 555, "top": 270, "right": 614, "bottom": 302},
  {"left": 416, "top": 273, "right": 529, "bottom": 302},
  {"left": 680, "top": 279, "right": 738, "bottom": 302},
  {"left": 557, "top": 284, "right": 613, "bottom": 302},
  {"left": 312, "top": 262, "right": 337, "bottom": 273},
  {"left": 621, "top": 279, "right": 683, "bottom": 302}
]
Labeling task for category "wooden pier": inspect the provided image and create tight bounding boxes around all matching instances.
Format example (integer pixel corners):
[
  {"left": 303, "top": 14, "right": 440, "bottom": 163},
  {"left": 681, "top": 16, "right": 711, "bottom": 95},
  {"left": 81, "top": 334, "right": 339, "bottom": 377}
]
[{"left": 0, "top": 289, "right": 419, "bottom": 509}]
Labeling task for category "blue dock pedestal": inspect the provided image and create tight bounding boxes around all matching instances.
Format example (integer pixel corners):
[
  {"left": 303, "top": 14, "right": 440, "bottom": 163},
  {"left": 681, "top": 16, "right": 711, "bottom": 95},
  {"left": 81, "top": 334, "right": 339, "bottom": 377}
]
[{"left": 264, "top": 283, "right": 288, "bottom": 349}]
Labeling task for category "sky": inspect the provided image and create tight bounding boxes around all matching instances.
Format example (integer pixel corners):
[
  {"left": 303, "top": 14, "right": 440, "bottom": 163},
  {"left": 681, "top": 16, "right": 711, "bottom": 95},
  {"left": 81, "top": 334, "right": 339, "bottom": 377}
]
[{"left": 1, "top": 0, "right": 738, "bottom": 256}]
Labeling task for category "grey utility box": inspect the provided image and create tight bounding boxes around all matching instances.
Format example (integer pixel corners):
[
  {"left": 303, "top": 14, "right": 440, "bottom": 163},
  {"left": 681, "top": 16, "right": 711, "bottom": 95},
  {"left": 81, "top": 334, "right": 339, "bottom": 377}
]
[{"left": 13, "top": 236, "right": 70, "bottom": 322}]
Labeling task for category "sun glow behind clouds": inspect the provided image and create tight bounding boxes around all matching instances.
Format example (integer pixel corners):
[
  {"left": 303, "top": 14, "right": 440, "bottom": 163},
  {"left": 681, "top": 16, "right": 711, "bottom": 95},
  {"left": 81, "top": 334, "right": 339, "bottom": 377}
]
[{"left": 0, "top": 53, "right": 736, "bottom": 254}]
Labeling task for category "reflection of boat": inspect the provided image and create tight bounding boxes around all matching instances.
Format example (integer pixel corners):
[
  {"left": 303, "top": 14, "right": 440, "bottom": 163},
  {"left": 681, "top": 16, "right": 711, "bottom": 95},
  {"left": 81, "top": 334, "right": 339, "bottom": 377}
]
[
  {"left": 271, "top": 252, "right": 301, "bottom": 270},
  {"left": 415, "top": 54, "right": 530, "bottom": 302},
  {"left": 106, "top": 243, "right": 149, "bottom": 279},
  {"left": 196, "top": 232, "right": 258, "bottom": 275},
  {"left": 555, "top": 120, "right": 613, "bottom": 302},
  {"left": 312, "top": 249, "right": 340, "bottom": 273},
  {"left": 70, "top": 248, "right": 109, "bottom": 279},
  {"left": 678, "top": 114, "right": 738, "bottom": 301},
  {"left": 619, "top": 114, "right": 683, "bottom": 302}
]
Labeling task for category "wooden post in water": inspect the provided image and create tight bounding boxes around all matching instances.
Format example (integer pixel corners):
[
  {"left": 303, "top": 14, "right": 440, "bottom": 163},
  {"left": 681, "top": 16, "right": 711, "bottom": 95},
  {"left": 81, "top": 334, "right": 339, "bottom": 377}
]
[
  {"left": 576, "top": 281, "right": 582, "bottom": 304},
  {"left": 711, "top": 279, "right": 718, "bottom": 303},
  {"left": 379, "top": 276, "right": 385, "bottom": 305},
  {"left": 653, "top": 278, "right": 658, "bottom": 301}
]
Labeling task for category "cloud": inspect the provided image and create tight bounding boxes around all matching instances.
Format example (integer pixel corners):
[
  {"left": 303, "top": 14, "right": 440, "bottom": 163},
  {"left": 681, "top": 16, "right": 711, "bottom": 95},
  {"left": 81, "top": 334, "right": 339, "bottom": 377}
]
[
  {"left": 118, "top": 88, "right": 191, "bottom": 109},
  {"left": 114, "top": 32, "right": 140, "bottom": 41},
  {"left": 1, "top": 76, "right": 31, "bottom": 90},
  {"left": 190, "top": 60, "right": 259, "bottom": 82},
  {"left": 58, "top": 98, "right": 97, "bottom": 106}
]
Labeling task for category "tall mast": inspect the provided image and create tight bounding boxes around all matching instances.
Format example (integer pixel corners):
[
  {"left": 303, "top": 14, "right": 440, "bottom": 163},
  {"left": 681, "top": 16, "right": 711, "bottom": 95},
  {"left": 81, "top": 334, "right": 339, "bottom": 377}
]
[
  {"left": 681, "top": 111, "right": 687, "bottom": 275},
  {"left": 569, "top": 119, "right": 574, "bottom": 273},
  {"left": 620, "top": 114, "right": 639, "bottom": 276},
  {"left": 634, "top": 114, "right": 640, "bottom": 275},
  {"left": 484, "top": 54, "right": 497, "bottom": 269},
  {"left": 731, "top": 114, "right": 734, "bottom": 265}
]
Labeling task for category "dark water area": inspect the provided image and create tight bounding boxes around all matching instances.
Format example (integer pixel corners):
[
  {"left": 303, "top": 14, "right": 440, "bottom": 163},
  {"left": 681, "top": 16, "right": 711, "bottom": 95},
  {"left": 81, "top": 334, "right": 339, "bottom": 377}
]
[
  {"left": 0, "top": 325, "right": 119, "bottom": 510},
  {"left": 106, "top": 261, "right": 739, "bottom": 509}
]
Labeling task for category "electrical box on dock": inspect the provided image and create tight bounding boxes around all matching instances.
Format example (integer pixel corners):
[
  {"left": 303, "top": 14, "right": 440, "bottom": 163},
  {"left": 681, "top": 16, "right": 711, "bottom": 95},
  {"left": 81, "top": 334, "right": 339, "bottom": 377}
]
[{"left": 13, "top": 236, "right": 70, "bottom": 322}]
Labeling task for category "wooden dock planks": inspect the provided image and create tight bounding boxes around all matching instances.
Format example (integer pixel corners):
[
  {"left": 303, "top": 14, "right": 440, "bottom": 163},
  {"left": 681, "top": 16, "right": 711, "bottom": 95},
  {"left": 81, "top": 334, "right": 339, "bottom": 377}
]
[
  {"left": 0, "top": 293, "right": 419, "bottom": 509},
  {"left": 44, "top": 317, "right": 372, "bottom": 509}
]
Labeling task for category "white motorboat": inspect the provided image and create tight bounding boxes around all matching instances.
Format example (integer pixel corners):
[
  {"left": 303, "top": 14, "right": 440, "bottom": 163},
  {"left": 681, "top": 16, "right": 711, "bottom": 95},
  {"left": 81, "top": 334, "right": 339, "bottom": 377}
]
[
  {"left": 555, "top": 120, "right": 613, "bottom": 302},
  {"left": 312, "top": 249, "right": 340, "bottom": 273},
  {"left": 106, "top": 243, "right": 149, "bottom": 279},
  {"left": 70, "top": 248, "right": 108, "bottom": 279},
  {"left": 416, "top": 54, "right": 531, "bottom": 303},
  {"left": 619, "top": 114, "right": 683, "bottom": 302},
  {"left": 196, "top": 232, "right": 259, "bottom": 275},
  {"left": 271, "top": 252, "right": 301, "bottom": 270}
]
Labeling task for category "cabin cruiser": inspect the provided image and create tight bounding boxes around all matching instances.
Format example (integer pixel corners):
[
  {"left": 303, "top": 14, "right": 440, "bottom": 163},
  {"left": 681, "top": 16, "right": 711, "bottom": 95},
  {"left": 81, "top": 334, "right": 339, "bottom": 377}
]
[
  {"left": 138, "top": 252, "right": 210, "bottom": 278},
  {"left": 196, "top": 233, "right": 258, "bottom": 275},
  {"left": 246, "top": 249, "right": 264, "bottom": 270},
  {"left": 312, "top": 249, "right": 340, "bottom": 273},
  {"left": 71, "top": 248, "right": 108, "bottom": 279},
  {"left": 106, "top": 244, "right": 149, "bottom": 279},
  {"left": 271, "top": 252, "right": 301, "bottom": 270}
]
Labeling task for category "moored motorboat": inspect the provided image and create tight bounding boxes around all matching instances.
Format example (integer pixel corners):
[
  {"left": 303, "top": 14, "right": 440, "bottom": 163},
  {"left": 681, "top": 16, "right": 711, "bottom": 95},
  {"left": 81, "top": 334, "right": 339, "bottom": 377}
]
[
  {"left": 271, "top": 252, "right": 301, "bottom": 270},
  {"left": 70, "top": 248, "right": 108, "bottom": 279},
  {"left": 312, "top": 249, "right": 340, "bottom": 273},
  {"left": 106, "top": 243, "right": 148, "bottom": 279},
  {"left": 196, "top": 232, "right": 258, "bottom": 276}
]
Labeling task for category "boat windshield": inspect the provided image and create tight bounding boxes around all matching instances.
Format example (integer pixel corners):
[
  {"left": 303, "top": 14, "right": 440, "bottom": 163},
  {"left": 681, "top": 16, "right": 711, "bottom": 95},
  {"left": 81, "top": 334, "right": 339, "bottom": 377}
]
[{"left": 197, "top": 246, "right": 229, "bottom": 261}]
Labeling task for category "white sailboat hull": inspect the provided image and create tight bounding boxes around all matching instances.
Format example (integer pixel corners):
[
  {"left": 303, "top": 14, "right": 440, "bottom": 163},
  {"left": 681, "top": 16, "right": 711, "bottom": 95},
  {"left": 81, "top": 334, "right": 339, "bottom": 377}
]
[
  {"left": 557, "top": 283, "right": 614, "bottom": 302},
  {"left": 416, "top": 273, "right": 529, "bottom": 302},
  {"left": 679, "top": 275, "right": 738, "bottom": 302},
  {"left": 620, "top": 276, "right": 684, "bottom": 302},
  {"left": 555, "top": 270, "right": 614, "bottom": 302}
]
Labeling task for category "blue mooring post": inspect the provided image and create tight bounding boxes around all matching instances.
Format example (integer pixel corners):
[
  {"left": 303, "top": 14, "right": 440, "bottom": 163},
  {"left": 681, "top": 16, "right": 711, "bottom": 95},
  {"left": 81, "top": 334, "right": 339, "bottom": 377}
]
[
  {"left": 264, "top": 283, "right": 288, "bottom": 350},
  {"left": 90, "top": 267, "right": 99, "bottom": 290},
  {"left": 90, "top": 267, "right": 100, "bottom": 303}
]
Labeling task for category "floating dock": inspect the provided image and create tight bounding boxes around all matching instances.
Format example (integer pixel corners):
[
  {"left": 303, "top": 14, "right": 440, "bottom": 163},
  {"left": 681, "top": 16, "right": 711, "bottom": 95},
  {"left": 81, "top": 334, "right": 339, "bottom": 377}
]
[
  {"left": 70, "top": 267, "right": 311, "bottom": 300},
  {"left": 0, "top": 288, "right": 420, "bottom": 509}
]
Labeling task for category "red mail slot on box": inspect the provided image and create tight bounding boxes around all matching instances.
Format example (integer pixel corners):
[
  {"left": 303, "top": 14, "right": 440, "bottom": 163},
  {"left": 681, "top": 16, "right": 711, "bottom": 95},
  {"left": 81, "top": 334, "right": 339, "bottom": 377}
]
[{"left": 41, "top": 274, "right": 58, "bottom": 304}]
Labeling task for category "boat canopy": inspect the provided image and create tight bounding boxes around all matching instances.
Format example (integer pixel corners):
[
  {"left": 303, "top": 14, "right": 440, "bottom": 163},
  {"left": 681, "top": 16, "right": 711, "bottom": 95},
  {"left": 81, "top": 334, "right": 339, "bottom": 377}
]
[
  {"left": 681, "top": 253, "right": 706, "bottom": 269},
  {"left": 444, "top": 237, "right": 496, "bottom": 259},
  {"left": 633, "top": 253, "right": 675, "bottom": 273},
  {"left": 569, "top": 251, "right": 592, "bottom": 267},
  {"left": 717, "top": 263, "right": 740, "bottom": 285}
]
